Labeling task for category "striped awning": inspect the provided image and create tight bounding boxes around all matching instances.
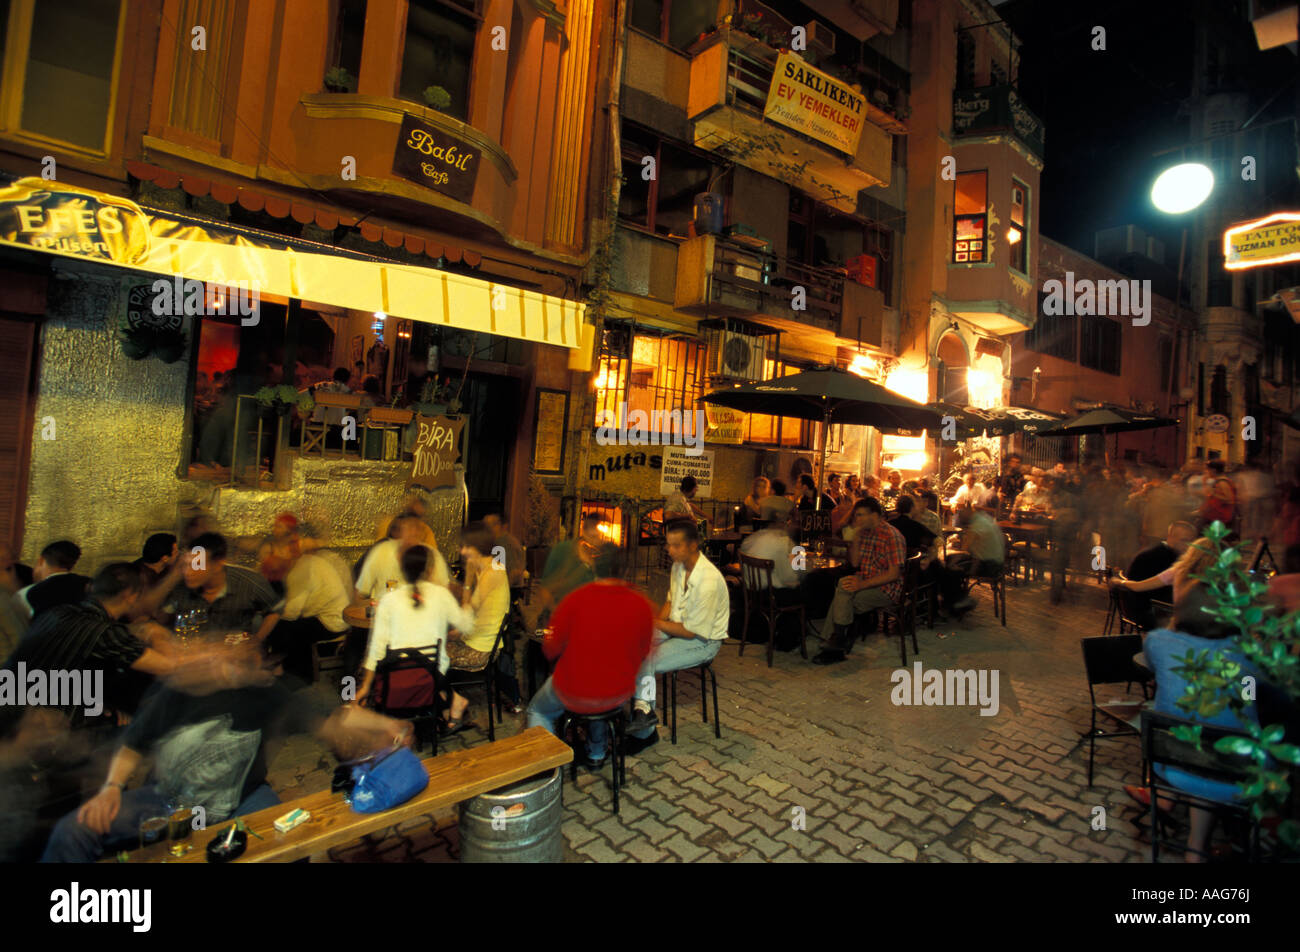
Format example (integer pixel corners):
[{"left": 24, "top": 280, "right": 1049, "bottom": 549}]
[{"left": 0, "top": 177, "right": 585, "bottom": 349}]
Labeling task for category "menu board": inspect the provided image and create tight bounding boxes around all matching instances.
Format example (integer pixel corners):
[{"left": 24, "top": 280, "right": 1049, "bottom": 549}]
[
  {"left": 659, "top": 448, "right": 715, "bottom": 499},
  {"left": 531, "top": 389, "right": 568, "bottom": 475},
  {"left": 407, "top": 414, "right": 464, "bottom": 490}
]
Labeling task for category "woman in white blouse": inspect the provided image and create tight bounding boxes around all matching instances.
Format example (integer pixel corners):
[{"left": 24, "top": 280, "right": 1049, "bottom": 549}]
[{"left": 355, "top": 545, "right": 478, "bottom": 729}]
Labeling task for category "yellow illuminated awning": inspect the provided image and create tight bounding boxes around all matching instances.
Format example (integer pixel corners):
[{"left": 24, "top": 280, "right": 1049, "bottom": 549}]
[{"left": 0, "top": 177, "right": 585, "bottom": 348}]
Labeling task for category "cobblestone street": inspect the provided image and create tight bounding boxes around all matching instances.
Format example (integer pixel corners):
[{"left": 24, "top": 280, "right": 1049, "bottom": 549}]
[{"left": 270, "top": 569, "right": 1163, "bottom": 863}]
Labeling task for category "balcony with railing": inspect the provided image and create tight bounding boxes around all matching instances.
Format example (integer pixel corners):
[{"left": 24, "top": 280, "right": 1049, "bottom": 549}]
[
  {"left": 686, "top": 27, "right": 900, "bottom": 213},
  {"left": 674, "top": 233, "right": 885, "bottom": 346},
  {"left": 952, "top": 85, "right": 1045, "bottom": 163}
]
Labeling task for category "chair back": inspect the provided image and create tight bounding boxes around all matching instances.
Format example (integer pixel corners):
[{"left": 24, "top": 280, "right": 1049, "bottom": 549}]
[
  {"left": 1140, "top": 709, "right": 1257, "bottom": 791},
  {"left": 313, "top": 392, "right": 363, "bottom": 409},
  {"left": 1080, "top": 634, "right": 1145, "bottom": 691},
  {"left": 371, "top": 645, "right": 445, "bottom": 715},
  {"left": 739, "top": 554, "right": 775, "bottom": 593}
]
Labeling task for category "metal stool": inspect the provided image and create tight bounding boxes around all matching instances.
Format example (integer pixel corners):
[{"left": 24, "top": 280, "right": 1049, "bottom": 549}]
[
  {"left": 660, "top": 661, "right": 721, "bottom": 745},
  {"left": 558, "top": 707, "right": 628, "bottom": 814}
]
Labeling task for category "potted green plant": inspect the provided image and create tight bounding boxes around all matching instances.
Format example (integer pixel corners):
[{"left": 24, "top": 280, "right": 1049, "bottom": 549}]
[
  {"left": 295, "top": 391, "right": 315, "bottom": 420},
  {"left": 254, "top": 384, "right": 302, "bottom": 417},
  {"left": 1165, "top": 521, "right": 1300, "bottom": 853},
  {"left": 422, "top": 86, "right": 452, "bottom": 111},
  {"left": 324, "top": 66, "right": 355, "bottom": 93}
]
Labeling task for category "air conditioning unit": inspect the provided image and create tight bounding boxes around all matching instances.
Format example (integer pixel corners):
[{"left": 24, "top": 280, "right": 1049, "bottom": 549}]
[
  {"left": 710, "top": 329, "right": 767, "bottom": 382},
  {"left": 805, "top": 20, "right": 836, "bottom": 57}
]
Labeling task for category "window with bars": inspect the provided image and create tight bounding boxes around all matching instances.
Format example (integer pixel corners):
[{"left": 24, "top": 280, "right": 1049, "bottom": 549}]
[
  {"left": 736, "top": 358, "right": 811, "bottom": 447},
  {"left": 594, "top": 327, "right": 707, "bottom": 437},
  {"left": 1026, "top": 294, "right": 1076, "bottom": 360},
  {"left": 953, "top": 170, "right": 987, "bottom": 262},
  {"left": 1079, "top": 314, "right": 1121, "bottom": 376}
]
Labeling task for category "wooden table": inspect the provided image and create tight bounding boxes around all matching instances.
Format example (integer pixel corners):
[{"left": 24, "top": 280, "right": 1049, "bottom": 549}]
[
  {"left": 343, "top": 601, "right": 374, "bottom": 630},
  {"left": 998, "top": 520, "right": 1052, "bottom": 546},
  {"left": 113, "top": 727, "right": 573, "bottom": 863}
]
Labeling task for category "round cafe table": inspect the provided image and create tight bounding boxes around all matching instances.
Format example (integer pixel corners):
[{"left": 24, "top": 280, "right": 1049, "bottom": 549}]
[{"left": 343, "top": 601, "right": 374, "bottom": 630}]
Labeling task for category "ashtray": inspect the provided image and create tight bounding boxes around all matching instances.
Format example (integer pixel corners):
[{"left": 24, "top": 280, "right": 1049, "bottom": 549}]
[{"left": 206, "top": 827, "right": 247, "bottom": 863}]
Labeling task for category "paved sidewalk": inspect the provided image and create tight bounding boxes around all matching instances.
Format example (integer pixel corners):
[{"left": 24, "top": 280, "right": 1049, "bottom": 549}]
[{"left": 270, "top": 572, "right": 1163, "bottom": 862}]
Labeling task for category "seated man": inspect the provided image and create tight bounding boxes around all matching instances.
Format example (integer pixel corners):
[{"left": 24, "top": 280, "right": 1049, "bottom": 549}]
[
  {"left": 18, "top": 541, "right": 91, "bottom": 619},
  {"left": 937, "top": 507, "right": 1005, "bottom": 619},
  {"left": 482, "top": 512, "right": 526, "bottom": 589},
  {"left": 525, "top": 547, "right": 653, "bottom": 766},
  {"left": 664, "top": 475, "right": 707, "bottom": 525},
  {"left": 812, "top": 497, "right": 907, "bottom": 666},
  {"left": 40, "top": 686, "right": 411, "bottom": 863},
  {"left": 532, "top": 514, "right": 606, "bottom": 628},
  {"left": 889, "top": 495, "right": 937, "bottom": 558},
  {"left": 267, "top": 551, "right": 351, "bottom": 682},
  {"left": 0, "top": 563, "right": 234, "bottom": 732},
  {"left": 627, "top": 522, "right": 729, "bottom": 738},
  {"left": 739, "top": 511, "right": 802, "bottom": 592},
  {"left": 166, "top": 533, "right": 283, "bottom": 647},
  {"left": 131, "top": 534, "right": 178, "bottom": 591},
  {"left": 758, "top": 479, "right": 795, "bottom": 523},
  {"left": 1115, "top": 521, "right": 1197, "bottom": 629},
  {"left": 356, "top": 514, "right": 450, "bottom": 601}
]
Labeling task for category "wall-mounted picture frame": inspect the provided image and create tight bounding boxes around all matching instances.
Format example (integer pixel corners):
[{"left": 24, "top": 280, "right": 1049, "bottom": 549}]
[{"left": 532, "top": 388, "right": 569, "bottom": 475}]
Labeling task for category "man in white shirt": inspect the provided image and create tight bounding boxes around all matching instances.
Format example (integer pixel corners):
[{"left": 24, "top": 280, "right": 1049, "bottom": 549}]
[
  {"left": 739, "top": 513, "right": 801, "bottom": 590},
  {"left": 627, "top": 521, "right": 729, "bottom": 738},
  {"left": 663, "top": 476, "right": 707, "bottom": 525},
  {"left": 355, "top": 515, "right": 450, "bottom": 601},
  {"left": 947, "top": 473, "right": 982, "bottom": 512},
  {"left": 265, "top": 551, "right": 351, "bottom": 681}
]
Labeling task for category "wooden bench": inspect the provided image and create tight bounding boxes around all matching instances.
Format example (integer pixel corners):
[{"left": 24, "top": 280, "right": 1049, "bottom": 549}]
[{"left": 117, "top": 727, "right": 572, "bottom": 863}]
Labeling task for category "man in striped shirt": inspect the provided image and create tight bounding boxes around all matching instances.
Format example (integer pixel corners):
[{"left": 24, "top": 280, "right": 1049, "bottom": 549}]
[
  {"left": 812, "top": 497, "right": 907, "bottom": 666},
  {"left": 165, "top": 533, "right": 283, "bottom": 644}
]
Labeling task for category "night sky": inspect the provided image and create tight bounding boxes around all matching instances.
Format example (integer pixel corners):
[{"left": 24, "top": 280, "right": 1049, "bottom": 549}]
[{"left": 995, "top": 0, "right": 1294, "bottom": 261}]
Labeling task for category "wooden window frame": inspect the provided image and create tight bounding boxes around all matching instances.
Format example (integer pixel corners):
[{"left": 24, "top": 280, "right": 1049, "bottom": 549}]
[{"left": 0, "top": 0, "right": 128, "bottom": 159}]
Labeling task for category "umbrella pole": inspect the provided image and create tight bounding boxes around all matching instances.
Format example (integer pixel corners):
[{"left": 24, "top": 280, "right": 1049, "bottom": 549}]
[{"left": 815, "top": 411, "right": 828, "bottom": 510}]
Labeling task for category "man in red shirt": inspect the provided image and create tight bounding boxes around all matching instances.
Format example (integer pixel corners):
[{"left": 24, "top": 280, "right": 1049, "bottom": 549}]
[
  {"left": 812, "top": 497, "right": 907, "bottom": 666},
  {"left": 524, "top": 546, "right": 654, "bottom": 766}
]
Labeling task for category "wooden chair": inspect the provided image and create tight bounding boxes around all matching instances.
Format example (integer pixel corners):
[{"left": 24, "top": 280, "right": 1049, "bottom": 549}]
[
  {"left": 310, "top": 633, "right": 349, "bottom": 685},
  {"left": 302, "top": 392, "right": 364, "bottom": 458},
  {"left": 880, "top": 553, "right": 924, "bottom": 667},
  {"left": 739, "top": 554, "right": 808, "bottom": 666},
  {"left": 361, "top": 406, "right": 414, "bottom": 461}
]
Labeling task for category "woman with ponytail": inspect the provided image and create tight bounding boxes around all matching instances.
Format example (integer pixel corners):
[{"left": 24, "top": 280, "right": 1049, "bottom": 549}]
[{"left": 354, "top": 544, "right": 477, "bottom": 728}]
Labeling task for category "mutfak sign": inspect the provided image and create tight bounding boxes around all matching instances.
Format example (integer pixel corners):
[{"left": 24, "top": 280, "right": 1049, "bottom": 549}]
[{"left": 392, "top": 114, "right": 480, "bottom": 203}]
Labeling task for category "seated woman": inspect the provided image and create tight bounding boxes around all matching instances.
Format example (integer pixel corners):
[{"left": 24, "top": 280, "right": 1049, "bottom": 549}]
[
  {"left": 795, "top": 474, "right": 836, "bottom": 512},
  {"left": 446, "top": 522, "right": 511, "bottom": 675},
  {"left": 355, "top": 545, "right": 477, "bottom": 730}
]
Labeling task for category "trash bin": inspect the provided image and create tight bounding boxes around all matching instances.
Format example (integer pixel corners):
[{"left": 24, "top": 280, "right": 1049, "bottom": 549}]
[{"left": 458, "top": 768, "right": 563, "bottom": 863}]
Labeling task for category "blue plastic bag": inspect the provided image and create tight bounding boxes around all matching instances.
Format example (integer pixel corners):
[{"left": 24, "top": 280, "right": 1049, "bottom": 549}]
[{"left": 348, "top": 743, "right": 429, "bottom": 813}]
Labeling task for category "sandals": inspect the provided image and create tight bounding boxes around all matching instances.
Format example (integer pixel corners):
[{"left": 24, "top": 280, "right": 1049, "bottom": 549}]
[{"left": 442, "top": 705, "right": 473, "bottom": 734}]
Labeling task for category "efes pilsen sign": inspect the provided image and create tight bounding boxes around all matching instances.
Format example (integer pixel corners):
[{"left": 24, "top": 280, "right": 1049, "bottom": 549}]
[{"left": 392, "top": 114, "right": 480, "bottom": 203}]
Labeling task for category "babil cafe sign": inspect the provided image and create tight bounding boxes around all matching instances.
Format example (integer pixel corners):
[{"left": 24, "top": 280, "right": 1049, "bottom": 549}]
[
  {"left": 1224, "top": 212, "right": 1300, "bottom": 270},
  {"left": 763, "top": 52, "right": 865, "bottom": 157},
  {"left": 392, "top": 114, "right": 480, "bottom": 203}
]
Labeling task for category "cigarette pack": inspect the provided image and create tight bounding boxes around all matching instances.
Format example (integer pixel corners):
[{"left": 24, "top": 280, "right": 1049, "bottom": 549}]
[{"left": 273, "top": 808, "right": 310, "bottom": 833}]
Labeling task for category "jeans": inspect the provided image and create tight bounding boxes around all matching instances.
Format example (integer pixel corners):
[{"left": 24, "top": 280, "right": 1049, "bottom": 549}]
[
  {"left": 40, "top": 782, "right": 281, "bottom": 863},
  {"left": 629, "top": 631, "right": 721, "bottom": 736},
  {"left": 525, "top": 676, "right": 621, "bottom": 760}
]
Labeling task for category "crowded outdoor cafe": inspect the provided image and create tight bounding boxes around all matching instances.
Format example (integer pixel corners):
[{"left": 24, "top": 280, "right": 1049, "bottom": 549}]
[{"left": 1, "top": 360, "right": 1298, "bottom": 866}]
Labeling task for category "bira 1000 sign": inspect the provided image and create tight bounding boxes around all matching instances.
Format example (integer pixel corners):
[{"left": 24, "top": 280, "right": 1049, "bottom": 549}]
[{"left": 407, "top": 415, "right": 463, "bottom": 490}]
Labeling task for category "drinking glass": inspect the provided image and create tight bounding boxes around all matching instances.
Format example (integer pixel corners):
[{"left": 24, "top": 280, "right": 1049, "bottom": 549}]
[
  {"left": 140, "top": 815, "right": 168, "bottom": 851},
  {"left": 168, "top": 801, "right": 195, "bottom": 857}
]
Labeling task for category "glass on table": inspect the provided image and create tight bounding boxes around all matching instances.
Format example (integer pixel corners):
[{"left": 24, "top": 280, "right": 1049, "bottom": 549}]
[
  {"left": 167, "top": 800, "right": 195, "bottom": 858},
  {"left": 140, "top": 814, "right": 168, "bottom": 851}
]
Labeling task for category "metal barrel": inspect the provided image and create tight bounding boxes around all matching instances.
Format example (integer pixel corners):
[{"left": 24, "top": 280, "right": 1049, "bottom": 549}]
[{"left": 458, "top": 768, "right": 563, "bottom": 863}]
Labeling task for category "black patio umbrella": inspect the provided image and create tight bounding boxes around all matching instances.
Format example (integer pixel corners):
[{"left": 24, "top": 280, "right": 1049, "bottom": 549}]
[
  {"left": 925, "top": 403, "right": 1066, "bottom": 439},
  {"left": 1034, "top": 406, "right": 1176, "bottom": 465},
  {"left": 702, "top": 366, "right": 945, "bottom": 501}
]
